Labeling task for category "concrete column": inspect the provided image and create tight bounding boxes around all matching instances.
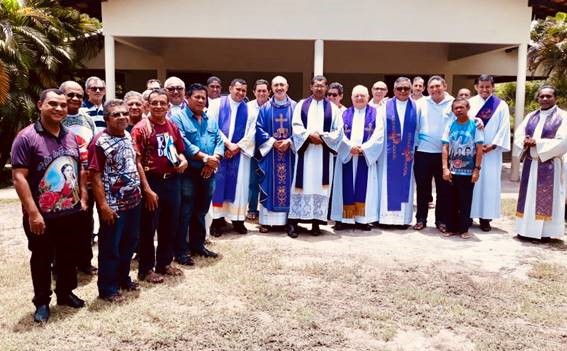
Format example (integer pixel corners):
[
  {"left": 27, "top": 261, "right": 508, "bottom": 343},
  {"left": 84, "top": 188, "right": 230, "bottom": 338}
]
[
  {"left": 510, "top": 42, "right": 528, "bottom": 182},
  {"left": 314, "top": 39, "right": 324, "bottom": 76},
  {"left": 157, "top": 62, "right": 167, "bottom": 84},
  {"left": 104, "top": 34, "right": 116, "bottom": 99}
]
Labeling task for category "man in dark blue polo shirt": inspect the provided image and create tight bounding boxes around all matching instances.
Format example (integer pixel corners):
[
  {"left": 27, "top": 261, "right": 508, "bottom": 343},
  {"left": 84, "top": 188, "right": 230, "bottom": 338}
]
[{"left": 170, "top": 83, "right": 224, "bottom": 264}]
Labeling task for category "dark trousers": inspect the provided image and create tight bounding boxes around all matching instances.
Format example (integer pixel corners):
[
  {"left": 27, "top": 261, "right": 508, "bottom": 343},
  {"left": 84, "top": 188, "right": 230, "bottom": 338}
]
[
  {"left": 97, "top": 204, "right": 141, "bottom": 297},
  {"left": 23, "top": 211, "right": 82, "bottom": 306},
  {"left": 175, "top": 169, "right": 215, "bottom": 256},
  {"left": 414, "top": 151, "right": 449, "bottom": 225},
  {"left": 446, "top": 175, "right": 475, "bottom": 234},
  {"left": 76, "top": 188, "right": 94, "bottom": 269},
  {"left": 248, "top": 158, "right": 259, "bottom": 213},
  {"left": 138, "top": 175, "right": 180, "bottom": 275}
]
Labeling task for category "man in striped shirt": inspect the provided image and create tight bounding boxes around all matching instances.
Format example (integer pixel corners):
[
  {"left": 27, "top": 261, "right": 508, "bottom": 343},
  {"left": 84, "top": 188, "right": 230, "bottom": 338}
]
[{"left": 81, "top": 76, "right": 106, "bottom": 134}]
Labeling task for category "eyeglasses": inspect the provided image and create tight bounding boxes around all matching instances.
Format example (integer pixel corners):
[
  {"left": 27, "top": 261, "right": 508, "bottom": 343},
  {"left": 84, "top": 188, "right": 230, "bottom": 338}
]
[
  {"left": 109, "top": 111, "right": 129, "bottom": 118},
  {"left": 66, "top": 93, "right": 83, "bottom": 99},
  {"left": 150, "top": 101, "right": 168, "bottom": 106},
  {"left": 395, "top": 87, "right": 411, "bottom": 92},
  {"left": 166, "top": 86, "right": 184, "bottom": 92},
  {"left": 88, "top": 86, "right": 105, "bottom": 92},
  {"left": 326, "top": 93, "right": 339, "bottom": 97}
]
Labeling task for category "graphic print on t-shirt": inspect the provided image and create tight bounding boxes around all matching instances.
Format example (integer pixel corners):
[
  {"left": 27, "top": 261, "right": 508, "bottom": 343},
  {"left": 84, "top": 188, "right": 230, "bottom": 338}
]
[{"left": 37, "top": 156, "right": 80, "bottom": 214}]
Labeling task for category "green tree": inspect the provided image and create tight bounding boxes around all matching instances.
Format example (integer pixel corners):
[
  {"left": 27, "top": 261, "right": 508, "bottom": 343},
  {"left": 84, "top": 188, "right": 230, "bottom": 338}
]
[
  {"left": 529, "top": 12, "right": 567, "bottom": 78},
  {"left": 0, "top": 0, "right": 102, "bottom": 170}
]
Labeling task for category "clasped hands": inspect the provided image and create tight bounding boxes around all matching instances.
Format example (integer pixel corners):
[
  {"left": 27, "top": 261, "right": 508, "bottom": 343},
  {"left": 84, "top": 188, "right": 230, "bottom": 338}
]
[{"left": 274, "top": 139, "right": 291, "bottom": 152}]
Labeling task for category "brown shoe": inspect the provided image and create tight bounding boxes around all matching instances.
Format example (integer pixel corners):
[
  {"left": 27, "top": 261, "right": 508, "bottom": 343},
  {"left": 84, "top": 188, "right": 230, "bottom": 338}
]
[
  {"left": 156, "top": 265, "right": 183, "bottom": 276},
  {"left": 140, "top": 271, "right": 164, "bottom": 284},
  {"left": 99, "top": 292, "right": 126, "bottom": 303}
]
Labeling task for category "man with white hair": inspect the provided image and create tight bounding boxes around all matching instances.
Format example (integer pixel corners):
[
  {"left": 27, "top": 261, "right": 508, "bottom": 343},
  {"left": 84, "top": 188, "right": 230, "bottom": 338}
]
[
  {"left": 164, "top": 76, "right": 187, "bottom": 119},
  {"left": 81, "top": 76, "right": 106, "bottom": 134},
  {"left": 255, "top": 76, "right": 296, "bottom": 234},
  {"left": 369, "top": 81, "right": 389, "bottom": 110},
  {"left": 377, "top": 77, "right": 419, "bottom": 228},
  {"left": 331, "top": 85, "right": 383, "bottom": 230}
]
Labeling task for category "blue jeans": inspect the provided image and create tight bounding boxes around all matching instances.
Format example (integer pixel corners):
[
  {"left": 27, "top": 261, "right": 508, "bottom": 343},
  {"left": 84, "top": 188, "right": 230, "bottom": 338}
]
[
  {"left": 248, "top": 158, "right": 259, "bottom": 214},
  {"left": 138, "top": 174, "right": 181, "bottom": 275},
  {"left": 175, "top": 168, "right": 215, "bottom": 256},
  {"left": 97, "top": 204, "right": 141, "bottom": 297}
]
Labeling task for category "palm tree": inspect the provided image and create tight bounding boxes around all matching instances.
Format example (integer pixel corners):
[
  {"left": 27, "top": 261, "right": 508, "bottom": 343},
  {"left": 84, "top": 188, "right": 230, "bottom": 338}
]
[
  {"left": 0, "top": 0, "right": 102, "bottom": 170},
  {"left": 528, "top": 12, "right": 567, "bottom": 78}
]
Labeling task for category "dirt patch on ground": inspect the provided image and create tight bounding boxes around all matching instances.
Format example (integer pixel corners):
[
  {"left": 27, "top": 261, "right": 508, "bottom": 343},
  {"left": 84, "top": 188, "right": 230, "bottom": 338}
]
[{"left": 1, "top": 196, "right": 567, "bottom": 350}]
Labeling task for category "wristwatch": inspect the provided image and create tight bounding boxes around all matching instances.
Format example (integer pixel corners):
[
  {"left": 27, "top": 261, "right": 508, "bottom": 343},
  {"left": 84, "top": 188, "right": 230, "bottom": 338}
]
[
  {"left": 474, "top": 166, "right": 481, "bottom": 170},
  {"left": 203, "top": 155, "right": 209, "bottom": 164}
]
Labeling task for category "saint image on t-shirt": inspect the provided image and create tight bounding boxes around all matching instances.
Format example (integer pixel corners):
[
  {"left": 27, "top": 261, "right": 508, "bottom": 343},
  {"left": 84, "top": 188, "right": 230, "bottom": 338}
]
[{"left": 38, "top": 156, "right": 80, "bottom": 213}]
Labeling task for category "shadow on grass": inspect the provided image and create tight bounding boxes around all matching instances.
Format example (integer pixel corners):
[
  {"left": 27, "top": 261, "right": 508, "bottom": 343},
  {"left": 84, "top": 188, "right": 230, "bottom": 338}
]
[
  {"left": 76, "top": 272, "right": 96, "bottom": 287},
  {"left": 12, "top": 305, "right": 81, "bottom": 332}
]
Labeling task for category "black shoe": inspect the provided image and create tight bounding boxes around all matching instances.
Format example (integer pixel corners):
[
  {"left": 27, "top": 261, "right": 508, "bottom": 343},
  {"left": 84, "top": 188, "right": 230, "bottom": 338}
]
[
  {"left": 479, "top": 219, "right": 491, "bottom": 232},
  {"left": 232, "top": 221, "right": 248, "bottom": 234},
  {"left": 175, "top": 255, "right": 195, "bottom": 266},
  {"left": 210, "top": 225, "right": 221, "bottom": 237},
  {"left": 287, "top": 224, "right": 298, "bottom": 238},
  {"left": 57, "top": 292, "right": 85, "bottom": 308},
  {"left": 356, "top": 223, "right": 372, "bottom": 231},
  {"left": 191, "top": 248, "right": 218, "bottom": 258},
  {"left": 311, "top": 223, "right": 321, "bottom": 236},
  {"left": 333, "top": 222, "right": 347, "bottom": 231},
  {"left": 79, "top": 265, "right": 98, "bottom": 275},
  {"left": 33, "top": 305, "right": 50, "bottom": 323}
]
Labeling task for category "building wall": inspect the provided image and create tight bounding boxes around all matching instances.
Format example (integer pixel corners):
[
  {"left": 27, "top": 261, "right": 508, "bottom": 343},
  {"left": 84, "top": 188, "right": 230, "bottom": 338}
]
[{"left": 101, "top": 0, "right": 531, "bottom": 44}]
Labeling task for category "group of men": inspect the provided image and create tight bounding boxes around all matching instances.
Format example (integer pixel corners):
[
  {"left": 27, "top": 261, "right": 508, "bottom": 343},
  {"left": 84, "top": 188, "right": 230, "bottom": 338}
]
[{"left": 11, "top": 72, "right": 567, "bottom": 324}]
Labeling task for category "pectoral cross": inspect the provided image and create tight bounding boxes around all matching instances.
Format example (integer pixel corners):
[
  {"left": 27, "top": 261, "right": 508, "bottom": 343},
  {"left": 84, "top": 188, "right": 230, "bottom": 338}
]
[{"left": 274, "top": 113, "right": 288, "bottom": 139}]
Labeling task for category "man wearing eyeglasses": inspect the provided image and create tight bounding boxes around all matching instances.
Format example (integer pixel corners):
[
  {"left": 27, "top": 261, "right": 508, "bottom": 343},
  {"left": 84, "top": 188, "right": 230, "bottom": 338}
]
[
  {"left": 207, "top": 78, "right": 255, "bottom": 235},
  {"left": 369, "top": 81, "right": 389, "bottom": 110},
  {"left": 131, "top": 89, "right": 188, "bottom": 283},
  {"left": 413, "top": 76, "right": 453, "bottom": 233},
  {"left": 331, "top": 85, "right": 383, "bottom": 231},
  {"left": 60, "top": 81, "right": 97, "bottom": 276},
  {"left": 88, "top": 99, "right": 142, "bottom": 302},
  {"left": 327, "top": 82, "right": 347, "bottom": 113},
  {"left": 81, "top": 76, "right": 106, "bottom": 134},
  {"left": 377, "top": 77, "right": 418, "bottom": 229},
  {"left": 12, "top": 89, "right": 89, "bottom": 323},
  {"left": 164, "top": 76, "right": 187, "bottom": 119}
]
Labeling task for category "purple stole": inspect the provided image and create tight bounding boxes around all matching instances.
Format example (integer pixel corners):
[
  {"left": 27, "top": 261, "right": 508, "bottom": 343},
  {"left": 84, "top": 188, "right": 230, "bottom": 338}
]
[
  {"left": 341, "top": 106, "right": 376, "bottom": 218},
  {"left": 475, "top": 95, "right": 501, "bottom": 127},
  {"left": 256, "top": 98, "right": 296, "bottom": 212},
  {"left": 213, "top": 96, "right": 248, "bottom": 206},
  {"left": 516, "top": 107, "right": 563, "bottom": 220},
  {"left": 295, "top": 96, "right": 334, "bottom": 189},
  {"left": 385, "top": 98, "right": 417, "bottom": 211}
]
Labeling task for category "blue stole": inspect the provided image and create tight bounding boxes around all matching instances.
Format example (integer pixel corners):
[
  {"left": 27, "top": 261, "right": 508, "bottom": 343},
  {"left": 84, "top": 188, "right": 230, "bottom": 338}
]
[
  {"left": 295, "top": 96, "right": 334, "bottom": 189},
  {"left": 341, "top": 106, "right": 376, "bottom": 218},
  {"left": 213, "top": 96, "right": 248, "bottom": 205},
  {"left": 256, "top": 98, "right": 296, "bottom": 212},
  {"left": 475, "top": 95, "right": 501, "bottom": 127},
  {"left": 386, "top": 98, "right": 417, "bottom": 211}
]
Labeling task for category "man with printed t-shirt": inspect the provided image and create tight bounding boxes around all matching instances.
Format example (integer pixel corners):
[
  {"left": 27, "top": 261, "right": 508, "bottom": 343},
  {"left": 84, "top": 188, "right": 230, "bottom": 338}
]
[
  {"left": 12, "top": 88, "right": 89, "bottom": 323},
  {"left": 131, "top": 89, "right": 188, "bottom": 284},
  {"left": 89, "top": 99, "right": 143, "bottom": 302}
]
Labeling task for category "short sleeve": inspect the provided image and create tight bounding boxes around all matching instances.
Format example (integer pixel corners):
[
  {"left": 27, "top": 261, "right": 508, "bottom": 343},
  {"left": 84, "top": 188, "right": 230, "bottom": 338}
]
[
  {"left": 10, "top": 133, "right": 31, "bottom": 169},
  {"left": 441, "top": 123, "right": 451, "bottom": 145},
  {"left": 171, "top": 123, "right": 185, "bottom": 154},
  {"left": 475, "top": 128, "right": 485, "bottom": 144},
  {"left": 130, "top": 126, "right": 145, "bottom": 156},
  {"left": 87, "top": 138, "right": 106, "bottom": 173}
]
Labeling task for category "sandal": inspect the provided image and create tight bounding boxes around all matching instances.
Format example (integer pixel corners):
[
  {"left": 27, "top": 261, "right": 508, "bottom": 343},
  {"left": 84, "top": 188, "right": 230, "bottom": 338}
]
[
  {"left": 246, "top": 212, "right": 258, "bottom": 220},
  {"left": 259, "top": 225, "right": 269, "bottom": 233},
  {"left": 140, "top": 271, "right": 164, "bottom": 284},
  {"left": 436, "top": 223, "right": 448, "bottom": 233},
  {"left": 413, "top": 222, "right": 426, "bottom": 230},
  {"left": 460, "top": 232, "right": 472, "bottom": 239},
  {"left": 443, "top": 231, "right": 454, "bottom": 237}
]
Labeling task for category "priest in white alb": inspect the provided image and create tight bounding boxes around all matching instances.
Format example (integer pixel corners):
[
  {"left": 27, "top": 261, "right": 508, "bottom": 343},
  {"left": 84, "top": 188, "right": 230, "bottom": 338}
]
[
  {"left": 207, "top": 78, "right": 255, "bottom": 235},
  {"left": 377, "top": 77, "right": 419, "bottom": 228},
  {"left": 515, "top": 85, "right": 567, "bottom": 240},
  {"left": 331, "top": 85, "right": 383, "bottom": 231},
  {"left": 469, "top": 74, "right": 511, "bottom": 232},
  {"left": 287, "top": 75, "right": 342, "bottom": 237}
]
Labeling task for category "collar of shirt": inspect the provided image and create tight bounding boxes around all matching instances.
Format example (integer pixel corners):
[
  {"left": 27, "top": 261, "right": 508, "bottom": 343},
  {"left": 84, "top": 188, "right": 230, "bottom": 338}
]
[{"left": 34, "top": 120, "right": 68, "bottom": 139}]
